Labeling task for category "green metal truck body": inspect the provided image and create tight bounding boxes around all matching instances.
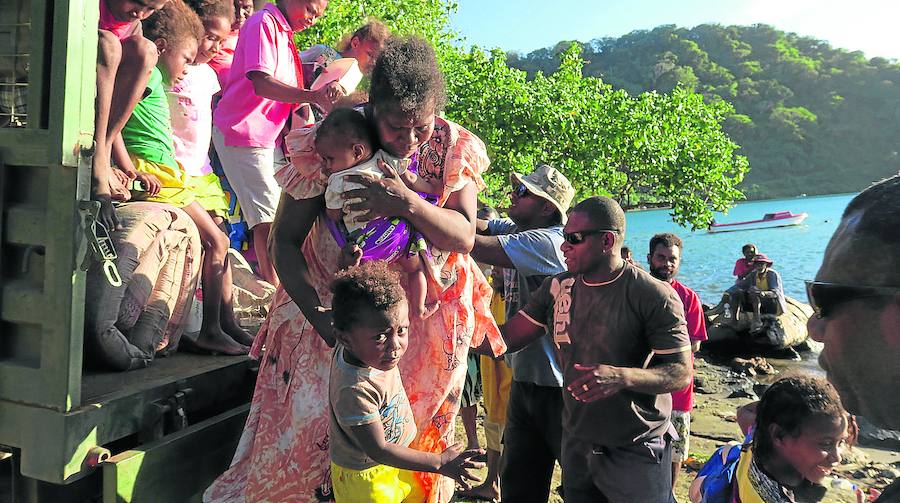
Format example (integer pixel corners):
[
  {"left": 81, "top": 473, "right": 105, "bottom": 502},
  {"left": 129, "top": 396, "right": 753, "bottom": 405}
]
[{"left": 0, "top": 1, "right": 256, "bottom": 501}]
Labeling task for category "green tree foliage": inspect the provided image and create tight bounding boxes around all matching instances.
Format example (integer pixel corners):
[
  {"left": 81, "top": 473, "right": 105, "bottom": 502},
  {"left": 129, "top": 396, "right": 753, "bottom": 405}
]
[
  {"left": 511, "top": 24, "right": 900, "bottom": 199},
  {"left": 445, "top": 44, "right": 747, "bottom": 228},
  {"left": 293, "top": 2, "right": 748, "bottom": 228}
]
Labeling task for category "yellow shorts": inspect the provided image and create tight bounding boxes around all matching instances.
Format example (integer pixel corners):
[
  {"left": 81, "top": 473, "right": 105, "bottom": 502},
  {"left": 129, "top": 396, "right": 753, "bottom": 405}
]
[
  {"left": 331, "top": 462, "right": 422, "bottom": 503},
  {"left": 189, "top": 172, "right": 229, "bottom": 219},
  {"left": 480, "top": 355, "right": 512, "bottom": 425},
  {"left": 484, "top": 419, "right": 505, "bottom": 453},
  {"left": 128, "top": 154, "right": 194, "bottom": 208}
]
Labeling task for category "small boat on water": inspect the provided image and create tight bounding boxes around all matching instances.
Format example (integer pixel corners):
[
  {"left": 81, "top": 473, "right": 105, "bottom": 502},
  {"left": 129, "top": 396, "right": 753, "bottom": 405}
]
[{"left": 708, "top": 211, "right": 808, "bottom": 233}]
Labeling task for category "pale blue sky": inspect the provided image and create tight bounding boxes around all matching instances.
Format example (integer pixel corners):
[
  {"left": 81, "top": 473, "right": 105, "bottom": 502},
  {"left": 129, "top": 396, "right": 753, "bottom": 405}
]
[{"left": 449, "top": 0, "right": 900, "bottom": 59}]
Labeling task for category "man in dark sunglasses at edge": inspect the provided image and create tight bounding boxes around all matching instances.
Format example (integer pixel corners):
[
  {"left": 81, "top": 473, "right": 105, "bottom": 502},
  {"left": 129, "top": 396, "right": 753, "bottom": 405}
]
[
  {"left": 468, "top": 164, "right": 574, "bottom": 503},
  {"left": 807, "top": 174, "right": 900, "bottom": 501},
  {"left": 479, "top": 196, "right": 691, "bottom": 503}
]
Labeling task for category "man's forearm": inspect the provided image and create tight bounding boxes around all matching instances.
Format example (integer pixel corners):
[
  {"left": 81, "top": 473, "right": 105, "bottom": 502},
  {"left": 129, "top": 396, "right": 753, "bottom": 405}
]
[
  {"left": 621, "top": 362, "right": 690, "bottom": 395},
  {"left": 471, "top": 234, "right": 514, "bottom": 268}
]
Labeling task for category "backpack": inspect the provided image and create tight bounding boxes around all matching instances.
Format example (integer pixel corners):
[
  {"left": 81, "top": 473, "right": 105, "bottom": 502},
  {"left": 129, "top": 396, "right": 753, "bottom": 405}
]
[{"left": 696, "top": 442, "right": 746, "bottom": 503}]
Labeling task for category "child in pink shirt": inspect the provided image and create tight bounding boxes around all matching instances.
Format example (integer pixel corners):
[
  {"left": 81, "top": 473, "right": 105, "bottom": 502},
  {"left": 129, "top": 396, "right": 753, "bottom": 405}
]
[{"left": 211, "top": 0, "right": 340, "bottom": 287}]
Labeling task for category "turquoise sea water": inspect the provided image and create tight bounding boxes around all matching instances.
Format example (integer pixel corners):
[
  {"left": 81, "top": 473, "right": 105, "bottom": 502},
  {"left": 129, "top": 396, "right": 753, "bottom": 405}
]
[{"left": 623, "top": 193, "right": 855, "bottom": 304}]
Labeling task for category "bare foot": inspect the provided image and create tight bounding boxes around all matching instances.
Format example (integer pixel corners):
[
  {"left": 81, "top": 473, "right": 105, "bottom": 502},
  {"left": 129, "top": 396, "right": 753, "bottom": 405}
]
[
  {"left": 455, "top": 483, "right": 500, "bottom": 502},
  {"left": 223, "top": 319, "right": 255, "bottom": 346},
  {"left": 184, "top": 327, "right": 249, "bottom": 355}
]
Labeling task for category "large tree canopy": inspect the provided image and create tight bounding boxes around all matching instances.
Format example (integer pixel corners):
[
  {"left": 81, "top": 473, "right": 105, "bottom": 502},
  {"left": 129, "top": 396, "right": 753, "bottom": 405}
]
[
  {"left": 509, "top": 24, "right": 900, "bottom": 200},
  {"left": 296, "top": 2, "right": 749, "bottom": 229}
]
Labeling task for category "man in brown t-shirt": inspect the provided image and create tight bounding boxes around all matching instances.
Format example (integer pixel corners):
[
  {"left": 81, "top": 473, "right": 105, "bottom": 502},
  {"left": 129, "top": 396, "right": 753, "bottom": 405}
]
[{"left": 499, "top": 197, "right": 692, "bottom": 503}]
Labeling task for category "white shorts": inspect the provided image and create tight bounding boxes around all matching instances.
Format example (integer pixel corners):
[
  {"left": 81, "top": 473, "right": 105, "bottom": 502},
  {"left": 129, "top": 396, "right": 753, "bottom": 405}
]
[{"left": 212, "top": 127, "right": 288, "bottom": 229}]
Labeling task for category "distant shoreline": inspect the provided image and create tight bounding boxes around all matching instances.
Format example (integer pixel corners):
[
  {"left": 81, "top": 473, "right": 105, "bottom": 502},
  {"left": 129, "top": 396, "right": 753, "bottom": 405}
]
[{"left": 624, "top": 191, "right": 858, "bottom": 213}]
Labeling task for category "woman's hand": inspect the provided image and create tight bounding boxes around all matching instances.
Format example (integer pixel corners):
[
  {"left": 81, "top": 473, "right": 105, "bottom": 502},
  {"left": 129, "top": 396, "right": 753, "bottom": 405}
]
[{"left": 342, "top": 159, "right": 416, "bottom": 222}]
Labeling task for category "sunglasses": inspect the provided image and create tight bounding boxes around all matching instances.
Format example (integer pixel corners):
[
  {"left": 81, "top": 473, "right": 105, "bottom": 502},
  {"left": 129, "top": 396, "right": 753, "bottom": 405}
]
[
  {"left": 805, "top": 280, "right": 899, "bottom": 319},
  {"left": 512, "top": 184, "right": 532, "bottom": 198},
  {"left": 563, "top": 229, "right": 618, "bottom": 245}
]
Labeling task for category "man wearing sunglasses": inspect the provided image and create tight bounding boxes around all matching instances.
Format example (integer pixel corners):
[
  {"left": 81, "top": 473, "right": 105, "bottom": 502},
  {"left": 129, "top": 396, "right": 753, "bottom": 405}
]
[
  {"left": 469, "top": 164, "right": 574, "bottom": 503},
  {"left": 807, "top": 175, "right": 900, "bottom": 502},
  {"left": 494, "top": 196, "right": 691, "bottom": 503}
]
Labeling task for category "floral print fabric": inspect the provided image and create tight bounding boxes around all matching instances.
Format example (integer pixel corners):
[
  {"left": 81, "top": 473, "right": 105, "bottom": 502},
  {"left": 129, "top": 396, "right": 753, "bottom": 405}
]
[{"left": 204, "top": 117, "right": 504, "bottom": 503}]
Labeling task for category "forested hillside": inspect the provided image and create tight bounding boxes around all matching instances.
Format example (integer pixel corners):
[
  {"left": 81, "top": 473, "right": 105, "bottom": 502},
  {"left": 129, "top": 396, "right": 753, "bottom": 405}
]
[{"left": 507, "top": 24, "right": 900, "bottom": 199}]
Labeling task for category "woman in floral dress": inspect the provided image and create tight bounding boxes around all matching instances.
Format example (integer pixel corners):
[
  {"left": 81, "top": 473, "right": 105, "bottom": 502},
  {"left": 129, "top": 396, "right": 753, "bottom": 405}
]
[{"left": 204, "top": 36, "right": 504, "bottom": 503}]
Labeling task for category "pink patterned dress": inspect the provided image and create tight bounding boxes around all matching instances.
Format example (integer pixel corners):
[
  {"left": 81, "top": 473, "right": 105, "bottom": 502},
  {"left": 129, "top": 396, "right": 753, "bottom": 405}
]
[{"left": 204, "top": 117, "right": 505, "bottom": 503}]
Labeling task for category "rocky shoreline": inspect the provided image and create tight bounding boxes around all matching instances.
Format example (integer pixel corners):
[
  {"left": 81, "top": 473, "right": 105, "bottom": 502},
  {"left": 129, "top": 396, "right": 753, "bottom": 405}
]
[
  {"left": 679, "top": 355, "right": 900, "bottom": 502},
  {"left": 453, "top": 350, "right": 900, "bottom": 502}
]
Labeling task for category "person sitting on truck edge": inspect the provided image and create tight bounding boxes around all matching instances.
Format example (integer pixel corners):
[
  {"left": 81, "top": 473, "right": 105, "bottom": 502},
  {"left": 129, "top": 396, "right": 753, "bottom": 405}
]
[
  {"left": 117, "top": 0, "right": 251, "bottom": 356},
  {"left": 206, "top": 0, "right": 254, "bottom": 91},
  {"left": 94, "top": 0, "right": 170, "bottom": 231}
]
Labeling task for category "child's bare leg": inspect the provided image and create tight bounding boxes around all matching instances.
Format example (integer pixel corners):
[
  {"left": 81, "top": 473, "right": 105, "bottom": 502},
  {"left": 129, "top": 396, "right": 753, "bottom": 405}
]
[
  {"left": 220, "top": 253, "right": 255, "bottom": 346},
  {"left": 183, "top": 203, "right": 248, "bottom": 355},
  {"left": 397, "top": 254, "right": 438, "bottom": 320},
  {"left": 93, "top": 30, "right": 123, "bottom": 228},
  {"left": 460, "top": 404, "right": 480, "bottom": 449},
  {"left": 252, "top": 222, "right": 279, "bottom": 287},
  {"left": 210, "top": 214, "right": 254, "bottom": 345}
]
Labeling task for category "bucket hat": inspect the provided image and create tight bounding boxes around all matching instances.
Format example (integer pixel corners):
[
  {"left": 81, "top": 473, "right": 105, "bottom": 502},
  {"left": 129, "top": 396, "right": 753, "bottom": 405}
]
[{"left": 509, "top": 164, "right": 575, "bottom": 223}]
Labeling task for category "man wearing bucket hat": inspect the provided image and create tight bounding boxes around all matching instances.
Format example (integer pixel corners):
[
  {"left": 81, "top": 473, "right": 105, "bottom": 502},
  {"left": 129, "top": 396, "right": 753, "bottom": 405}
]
[
  {"left": 736, "top": 252, "right": 787, "bottom": 332},
  {"left": 468, "top": 164, "right": 574, "bottom": 503}
]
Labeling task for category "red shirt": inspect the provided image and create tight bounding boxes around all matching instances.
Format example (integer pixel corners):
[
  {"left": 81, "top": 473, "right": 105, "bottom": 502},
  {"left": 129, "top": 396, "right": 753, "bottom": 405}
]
[
  {"left": 99, "top": 0, "right": 139, "bottom": 40},
  {"left": 669, "top": 278, "right": 707, "bottom": 412},
  {"left": 733, "top": 258, "right": 753, "bottom": 279},
  {"left": 208, "top": 30, "right": 239, "bottom": 92}
]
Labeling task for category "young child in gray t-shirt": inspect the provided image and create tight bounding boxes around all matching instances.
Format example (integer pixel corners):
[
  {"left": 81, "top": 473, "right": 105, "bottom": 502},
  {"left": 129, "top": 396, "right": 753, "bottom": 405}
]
[{"left": 327, "top": 261, "right": 484, "bottom": 501}]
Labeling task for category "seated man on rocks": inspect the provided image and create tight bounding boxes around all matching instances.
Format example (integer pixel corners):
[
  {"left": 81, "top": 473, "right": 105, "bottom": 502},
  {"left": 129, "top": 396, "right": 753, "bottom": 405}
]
[{"left": 733, "top": 253, "right": 787, "bottom": 332}]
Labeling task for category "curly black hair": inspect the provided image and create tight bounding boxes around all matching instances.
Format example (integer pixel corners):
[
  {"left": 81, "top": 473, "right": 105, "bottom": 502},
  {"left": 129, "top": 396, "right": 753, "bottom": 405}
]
[
  {"left": 330, "top": 261, "right": 406, "bottom": 332},
  {"left": 649, "top": 232, "right": 683, "bottom": 255},
  {"left": 315, "top": 107, "right": 376, "bottom": 152},
  {"left": 570, "top": 197, "right": 627, "bottom": 238},
  {"left": 844, "top": 174, "right": 900, "bottom": 244},
  {"left": 369, "top": 36, "right": 447, "bottom": 115},
  {"left": 753, "top": 375, "right": 845, "bottom": 462},
  {"left": 143, "top": 0, "right": 205, "bottom": 49},
  {"left": 185, "top": 0, "right": 235, "bottom": 24}
]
